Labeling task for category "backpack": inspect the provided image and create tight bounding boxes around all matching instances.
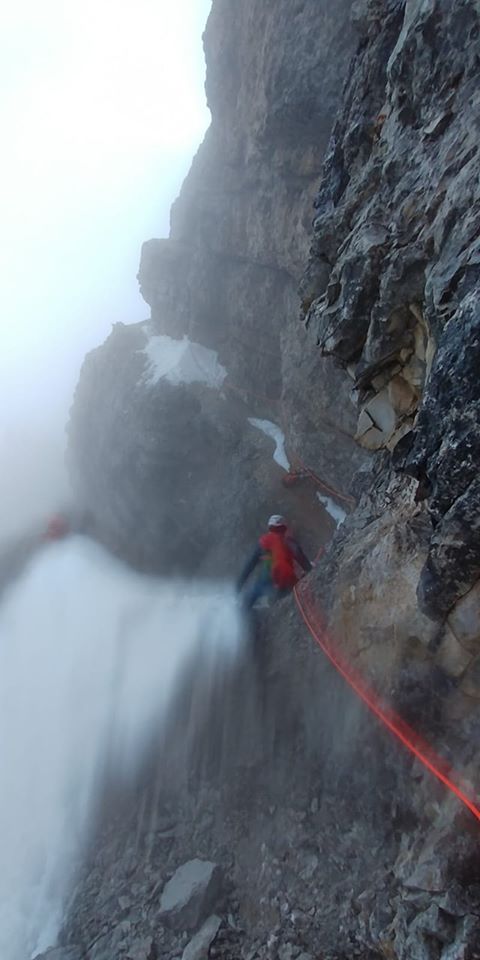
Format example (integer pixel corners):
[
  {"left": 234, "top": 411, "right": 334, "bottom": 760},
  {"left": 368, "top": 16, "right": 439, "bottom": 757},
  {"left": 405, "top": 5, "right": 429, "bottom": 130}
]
[{"left": 259, "top": 531, "right": 298, "bottom": 590}]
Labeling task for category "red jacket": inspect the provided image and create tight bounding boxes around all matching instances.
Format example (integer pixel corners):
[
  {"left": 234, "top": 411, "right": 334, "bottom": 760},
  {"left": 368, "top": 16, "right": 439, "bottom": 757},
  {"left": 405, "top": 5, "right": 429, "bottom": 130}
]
[
  {"left": 237, "top": 530, "right": 312, "bottom": 592},
  {"left": 259, "top": 531, "right": 299, "bottom": 590}
]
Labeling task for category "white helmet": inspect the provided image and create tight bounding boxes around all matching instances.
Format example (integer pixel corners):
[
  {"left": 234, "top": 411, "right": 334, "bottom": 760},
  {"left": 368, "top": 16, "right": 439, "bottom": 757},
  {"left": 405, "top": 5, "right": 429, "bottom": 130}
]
[{"left": 268, "top": 514, "right": 287, "bottom": 529}]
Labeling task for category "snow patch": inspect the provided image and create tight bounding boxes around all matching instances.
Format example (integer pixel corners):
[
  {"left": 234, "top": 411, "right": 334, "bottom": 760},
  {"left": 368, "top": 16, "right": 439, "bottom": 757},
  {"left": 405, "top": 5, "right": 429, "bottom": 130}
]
[
  {"left": 248, "top": 419, "right": 290, "bottom": 471},
  {"left": 317, "top": 493, "right": 347, "bottom": 527},
  {"left": 142, "top": 335, "right": 227, "bottom": 389}
]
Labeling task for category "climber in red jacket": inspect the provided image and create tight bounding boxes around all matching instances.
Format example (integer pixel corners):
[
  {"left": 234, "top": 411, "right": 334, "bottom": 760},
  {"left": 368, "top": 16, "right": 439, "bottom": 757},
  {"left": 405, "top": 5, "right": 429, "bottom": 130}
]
[
  {"left": 43, "top": 513, "right": 70, "bottom": 541},
  {"left": 237, "top": 515, "right": 312, "bottom": 609}
]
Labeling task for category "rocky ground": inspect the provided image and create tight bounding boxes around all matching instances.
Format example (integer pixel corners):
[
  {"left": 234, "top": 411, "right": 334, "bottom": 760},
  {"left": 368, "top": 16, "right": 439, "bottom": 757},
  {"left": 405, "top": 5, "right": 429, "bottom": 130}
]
[{"left": 37, "top": 598, "right": 480, "bottom": 960}]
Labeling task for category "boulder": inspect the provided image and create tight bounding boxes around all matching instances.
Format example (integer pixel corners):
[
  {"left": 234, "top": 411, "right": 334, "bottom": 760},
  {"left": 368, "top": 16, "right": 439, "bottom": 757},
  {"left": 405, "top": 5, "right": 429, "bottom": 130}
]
[{"left": 159, "top": 860, "right": 223, "bottom": 931}]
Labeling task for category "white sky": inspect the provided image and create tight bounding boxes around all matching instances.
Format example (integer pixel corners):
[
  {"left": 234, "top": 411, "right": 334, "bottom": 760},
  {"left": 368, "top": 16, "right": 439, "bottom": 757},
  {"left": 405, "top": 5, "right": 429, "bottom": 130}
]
[{"left": 0, "top": 0, "right": 212, "bottom": 539}]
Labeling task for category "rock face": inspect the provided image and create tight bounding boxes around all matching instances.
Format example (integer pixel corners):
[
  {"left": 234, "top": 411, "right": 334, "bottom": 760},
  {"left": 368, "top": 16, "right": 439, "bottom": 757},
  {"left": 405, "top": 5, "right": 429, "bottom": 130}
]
[
  {"left": 63, "top": 1, "right": 480, "bottom": 960},
  {"left": 301, "top": 0, "right": 480, "bottom": 618},
  {"left": 68, "top": 321, "right": 256, "bottom": 574},
  {"left": 68, "top": 321, "right": 329, "bottom": 574},
  {"left": 69, "top": 0, "right": 362, "bottom": 573}
]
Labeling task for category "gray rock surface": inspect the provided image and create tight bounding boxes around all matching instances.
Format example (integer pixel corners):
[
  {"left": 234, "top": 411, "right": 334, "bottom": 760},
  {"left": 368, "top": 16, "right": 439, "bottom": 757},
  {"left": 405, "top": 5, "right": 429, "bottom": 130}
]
[
  {"left": 301, "top": 0, "right": 480, "bottom": 618},
  {"left": 68, "top": 0, "right": 361, "bottom": 571},
  {"left": 159, "top": 860, "right": 223, "bottom": 931},
  {"left": 68, "top": 319, "right": 328, "bottom": 574}
]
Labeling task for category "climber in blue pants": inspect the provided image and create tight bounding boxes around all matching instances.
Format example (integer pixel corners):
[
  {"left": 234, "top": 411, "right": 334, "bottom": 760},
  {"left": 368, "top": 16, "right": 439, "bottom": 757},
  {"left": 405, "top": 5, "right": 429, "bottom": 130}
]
[
  {"left": 237, "top": 514, "right": 312, "bottom": 610},
  {"left": 241, "top": 565, "right": 277, "bottom": 610}
]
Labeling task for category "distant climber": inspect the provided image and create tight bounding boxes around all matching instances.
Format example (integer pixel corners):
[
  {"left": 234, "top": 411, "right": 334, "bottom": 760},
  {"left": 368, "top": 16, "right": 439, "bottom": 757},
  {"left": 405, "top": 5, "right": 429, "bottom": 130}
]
[
  {"left": 372, "top": 111, "right": 387, "bottom": 142},
  {"left": 237, "top": 515, "right": 312, "bottom": 609},
  {"left": 43, "top": 513, "right": 70, "bottom": 541}
]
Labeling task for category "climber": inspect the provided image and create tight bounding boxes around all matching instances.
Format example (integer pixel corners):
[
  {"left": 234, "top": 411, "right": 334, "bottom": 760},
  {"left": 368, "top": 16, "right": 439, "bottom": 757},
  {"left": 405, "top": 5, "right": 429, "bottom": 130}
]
[
  {"left": 43, "top": 513, "right": 70, "bottom": 541},
  {"left": 237, "top": 515, "right": 312, "bottom": 610}
]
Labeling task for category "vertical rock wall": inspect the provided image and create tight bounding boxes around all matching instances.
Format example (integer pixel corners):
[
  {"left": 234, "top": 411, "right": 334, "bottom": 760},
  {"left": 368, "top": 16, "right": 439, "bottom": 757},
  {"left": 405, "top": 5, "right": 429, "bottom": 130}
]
[
  {"left": 69, "top": 0, "right": 360, "bottom": 569},
  {"left": 300, "top": 0, "right": 480, "bottom": 617}
]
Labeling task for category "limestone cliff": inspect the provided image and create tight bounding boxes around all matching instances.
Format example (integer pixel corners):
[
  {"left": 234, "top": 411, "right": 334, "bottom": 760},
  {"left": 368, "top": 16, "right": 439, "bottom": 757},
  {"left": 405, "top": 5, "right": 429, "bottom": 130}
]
[{"left": 63, "top": 1, "right": 480, "bottom": 959}]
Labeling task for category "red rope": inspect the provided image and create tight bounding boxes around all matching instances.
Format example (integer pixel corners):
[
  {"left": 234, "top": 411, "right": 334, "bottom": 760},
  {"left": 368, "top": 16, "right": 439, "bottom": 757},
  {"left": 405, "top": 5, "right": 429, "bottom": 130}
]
[
  {"left": 228, "top": 362, "right": 480, "bottom": 821},
  {"left": 224, "top": 380, "right": 274, "bottom": 407},
  {"left": 230, "top": 359, "right": 480, "bottom": 821},
  {"left": 288, "top": 459, "right": 356, "bottom": 507},
  {"left": 225, "top": 379, "right": 356, "bottom": 509},
  {"left": 294, "top": 581, "right": 480, "bottom": 824}
]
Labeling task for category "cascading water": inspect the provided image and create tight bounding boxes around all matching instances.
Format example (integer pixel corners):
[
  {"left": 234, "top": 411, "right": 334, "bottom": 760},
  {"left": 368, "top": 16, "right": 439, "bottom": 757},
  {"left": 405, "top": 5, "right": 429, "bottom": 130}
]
[{"left": 0, "top": 535, "right": 243, "bottom": 960}]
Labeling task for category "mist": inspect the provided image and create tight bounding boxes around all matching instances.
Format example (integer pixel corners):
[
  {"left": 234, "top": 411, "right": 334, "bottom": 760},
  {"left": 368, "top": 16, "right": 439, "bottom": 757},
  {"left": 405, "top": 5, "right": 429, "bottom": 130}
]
[
  {"left": 0, "top": 8, "right": 229, "bottom": 953},
  {"left": 0, "top": 536, "right": 242, "bottom": 960},
  {"left": 0, "top": 0, "right": 211, "bottom": 542}
]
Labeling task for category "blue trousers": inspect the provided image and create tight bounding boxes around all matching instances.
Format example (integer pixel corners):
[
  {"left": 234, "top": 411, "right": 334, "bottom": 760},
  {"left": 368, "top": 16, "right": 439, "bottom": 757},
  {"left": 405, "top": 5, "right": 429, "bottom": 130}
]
[{"left": 242, "top": 569, "right": 288, "bottom": 610}]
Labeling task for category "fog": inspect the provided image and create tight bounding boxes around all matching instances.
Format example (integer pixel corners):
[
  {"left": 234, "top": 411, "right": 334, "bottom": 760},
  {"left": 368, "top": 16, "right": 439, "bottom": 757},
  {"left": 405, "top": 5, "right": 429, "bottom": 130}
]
[
  {"left": 0, "top": 0, "right": 211, "bottom": 541},
  {"left": 0, "top": 536, "right": 242, "bottom": 959}
]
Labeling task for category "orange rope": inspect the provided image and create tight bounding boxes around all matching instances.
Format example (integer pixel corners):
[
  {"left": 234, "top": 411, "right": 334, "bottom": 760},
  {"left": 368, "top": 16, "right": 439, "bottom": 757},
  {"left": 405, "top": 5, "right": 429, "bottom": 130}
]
[
  {"left": 223, "top": 380, "right": 274, "bottom": 407},
  {"left": 288, "top": 458, "right": 356, "bottom": 507},
  {"left": 224, "top": 378, "right": 356, "bottom": 508},
  {"left": 294, "top": 580, "right": 480, "bottom": 824},
  {"left": 228, "top": 361, "right": 480, "bottom": 821},
  {"left": 227, "top": 366, "right": 480, "bottom": 822}
]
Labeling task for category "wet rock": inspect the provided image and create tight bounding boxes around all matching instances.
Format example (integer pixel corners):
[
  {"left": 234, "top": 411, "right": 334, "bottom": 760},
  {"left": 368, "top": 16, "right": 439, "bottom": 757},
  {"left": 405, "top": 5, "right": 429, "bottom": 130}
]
[
  {"left": 181, "top": 916, "right": 222, "bottom": 960},
  {"left": 159, "top": 860, "right": 223, "bottom": 931}
]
